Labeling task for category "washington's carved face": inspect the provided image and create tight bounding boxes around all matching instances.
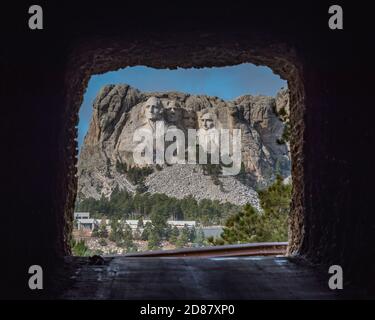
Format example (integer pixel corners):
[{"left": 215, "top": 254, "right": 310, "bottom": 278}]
[
  {"left": 144, "top": 97, "right": 163, "bottom": 121},
  {"left": 165, "top": 100, "right": 182, "bottom": 123},
  {"left": 200, "top": 113, "right": 215, "bottom": 130}
]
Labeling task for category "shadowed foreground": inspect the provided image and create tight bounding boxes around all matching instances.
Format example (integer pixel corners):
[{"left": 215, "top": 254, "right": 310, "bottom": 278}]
[{"left": 59, "top": 256, "right": 357, "bottom": 299}]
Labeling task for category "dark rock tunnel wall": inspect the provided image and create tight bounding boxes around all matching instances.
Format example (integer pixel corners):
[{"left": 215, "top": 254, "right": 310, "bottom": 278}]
[{"left": 1, "top": 2, "right": 374, "bottom": 298}]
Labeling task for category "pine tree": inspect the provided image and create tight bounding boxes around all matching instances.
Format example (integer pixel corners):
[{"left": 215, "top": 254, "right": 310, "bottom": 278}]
[
  {"left": 109, "top": 219, "right": 123, "bottom": 243},
  {"left": 189, "top": 225, "right": 197, "bottom": 242},
  {"left": 176, "top": 225, "right": 190, "bottom": 248},
  {"left": 148, "top": 228, "right": 161, "bottom": 250},
  {"left": 122, "top": 222, "right": 137, "bottom": 252},
  {"left": 257, "top": 175, "right": 291, "bottom": 241},
  {"left": 164, "top": 224, "right": 173, "bottom": 241},
  {"left": 141, "top": 221, "right": 153, "bottom": 241},
  {"left": 219, "top": 175, "right": 291, "bottom": 244},
  {"left": 194, "top": 227, "right": 205, "bottom": 247},
  {"left": 91, "top": 224, "right": 100, "bottom": 237},
  {"left": 133, "top": 227, "right": 141, "bottom": 240},
  {"left": 169, "top": 226, "right": 179, "bottom": 245},
  {"left": 137, "top": 216, "right": 144, "bottom": 228},
  {"left": 220, "top": 204, "right": 261, "bottom": 244},
  {"left": 98, "top": 216, "right": 109, "bottom": 238}
]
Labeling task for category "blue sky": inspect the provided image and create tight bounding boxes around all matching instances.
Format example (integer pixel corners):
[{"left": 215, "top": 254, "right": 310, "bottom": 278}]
[{"left": 77, "top": 63, "right": 287, "bottom": 148}]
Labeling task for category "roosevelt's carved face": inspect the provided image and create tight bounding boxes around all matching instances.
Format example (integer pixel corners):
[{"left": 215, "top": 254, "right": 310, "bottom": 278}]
[
  {"left": 200, "top": 113, "right": 215, "bottom": 130},
  {"left": 144, "top": 97, "right": 163, "bottom": 121},
  {"left": 165, "top": 100, "right": 182, "bottom": 123}
]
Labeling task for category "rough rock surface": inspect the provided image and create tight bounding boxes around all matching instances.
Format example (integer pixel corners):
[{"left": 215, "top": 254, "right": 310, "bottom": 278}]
[
  {"left": 275, "top": 87, "right": 290, "bottom": 120},
  {"left": 77, "top": 84, "right": 290, "bottom": 205},
  {"left": 145, "top": 164, "right": 261, "bottom": 208}
]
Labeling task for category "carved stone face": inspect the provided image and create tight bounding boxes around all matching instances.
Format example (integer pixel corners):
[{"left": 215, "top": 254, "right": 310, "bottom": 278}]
[
  {"left": 165, "top": 100, "right": 182, "bottom": 123},
  {"left": 200, "top": 113, "right": 215, "bottom": 130},
  {"left": 183, "top": 110, "right": 197, "bottom": 128},
  {"left": 144, "top": 97, "right": 163, "bottom": 121}
]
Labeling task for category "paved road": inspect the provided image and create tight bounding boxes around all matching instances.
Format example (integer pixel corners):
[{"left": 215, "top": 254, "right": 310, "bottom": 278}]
[{"left": 60, "top": 256, "right": 355, "bottom": 299}]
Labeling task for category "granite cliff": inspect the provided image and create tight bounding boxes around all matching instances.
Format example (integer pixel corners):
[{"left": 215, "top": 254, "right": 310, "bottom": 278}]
[{"left": 77, "top": 84, "right": 290, "bottom": 207}]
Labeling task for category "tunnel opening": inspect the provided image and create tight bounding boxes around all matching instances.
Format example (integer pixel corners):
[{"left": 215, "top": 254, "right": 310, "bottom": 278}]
[
  {"left": 72, "top": 64, "right": 291, "bottom": 256},
  {"left": 62, "top": 36, "right": 306, "bottom": 261},
  {"left": 57, "top": 41, "right": 309, "bottom": 297},
  {"left": 2, "top": 0, "right": 372, "bottom": 300}
]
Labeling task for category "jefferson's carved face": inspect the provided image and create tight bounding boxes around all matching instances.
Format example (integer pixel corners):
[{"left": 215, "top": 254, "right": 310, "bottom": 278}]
[
  {"left": 144, "top": 97, "right": 163, "bottom": 121},
  {"left": 165, "top": 100, "right": 182, "bottom": 123},
  {"left": 183, "top": 110, "right": 197, "bottom": 128},
  {"left": 200, "top": 113, "right": 215, "bottom": 130}
]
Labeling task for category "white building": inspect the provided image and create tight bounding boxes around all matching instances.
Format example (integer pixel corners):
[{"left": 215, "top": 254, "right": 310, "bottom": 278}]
[
  {"left": 74, "top": 212, "right": 90, "bottom": 220},
  {"left": 74, "top": 212, "right": 196, "bottom": 232},
  {"left": 76, "top": 218, "right": 98, "bottom": 231},
  {"left": 125, "top": 219, "right": 196, "bottom": 230}
]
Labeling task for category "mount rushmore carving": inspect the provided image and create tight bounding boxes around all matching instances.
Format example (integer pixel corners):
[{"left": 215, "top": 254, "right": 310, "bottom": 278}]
[{"left": 77, "top": 84, "right": 290, "bottom": 204}]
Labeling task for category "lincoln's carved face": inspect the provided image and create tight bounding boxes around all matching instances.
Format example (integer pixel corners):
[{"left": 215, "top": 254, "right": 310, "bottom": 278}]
[
  {"left": 165, "top": 100, "right": 182, "bottom": 123},
  {"left": 200, "top": 113, "right": 215, "bottom": 130},
  {"left": 144, "top": 97, "right": 163, "bottom": 121}
]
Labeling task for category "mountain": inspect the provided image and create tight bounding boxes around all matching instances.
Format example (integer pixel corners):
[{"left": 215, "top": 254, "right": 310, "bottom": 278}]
[{"left": 77, "top": 84, "right": 290, "bottom": 208}]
